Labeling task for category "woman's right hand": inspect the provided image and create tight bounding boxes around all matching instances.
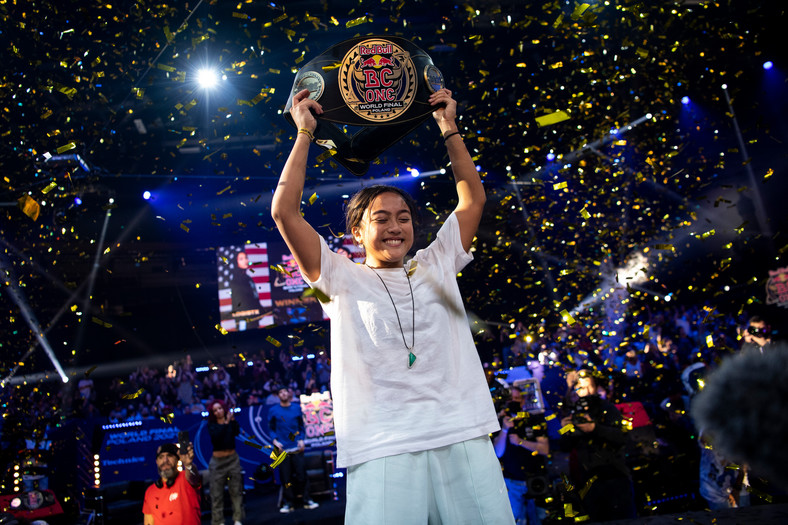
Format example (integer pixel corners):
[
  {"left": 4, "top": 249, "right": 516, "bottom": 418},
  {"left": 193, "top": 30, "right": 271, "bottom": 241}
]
[{"left": 290, "top": 88, "right": 323, "bottom": 132}]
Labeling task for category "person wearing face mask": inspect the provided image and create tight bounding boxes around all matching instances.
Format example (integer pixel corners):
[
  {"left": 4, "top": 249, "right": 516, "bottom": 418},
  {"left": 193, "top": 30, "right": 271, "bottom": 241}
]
[{"left": 271, "top": 87, "right": 513, "bottom": 523}]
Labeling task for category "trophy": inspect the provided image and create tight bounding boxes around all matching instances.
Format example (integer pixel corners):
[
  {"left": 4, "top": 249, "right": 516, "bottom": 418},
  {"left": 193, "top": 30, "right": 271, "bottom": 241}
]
[{"left": 285, "top": 36, "right": 445, "bottom": 176}]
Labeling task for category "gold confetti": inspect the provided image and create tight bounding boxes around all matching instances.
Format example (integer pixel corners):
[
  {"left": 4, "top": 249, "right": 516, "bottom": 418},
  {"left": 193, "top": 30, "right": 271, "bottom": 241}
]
[
  {"left": 346, "top": 15, "right": 371, "bottom": 28},
  {"left": 535, "top": 111, "right": 570, "bottom": 127},
  {"left": 308, "top": 192, "right": 318, "bottom": 205},
  {"left": 91, "top": 317, "right": 112, "bottom": 328},
  {"left": 553, "top": 181, "right": 568, "bottom": 190},
  {"left": 560, "top": 309, "right": 576, "bottom": 325},
  {"left": 571, "top": 3, "right": 591, "bottom": 20},
  {"left": 302, "top": 287, "right": 331, "bottom": 303},
  {"left": 315, "top": 148, "right": 337, "bottom": 163},
  {"left": 271, "top": 264, "right": 294, "bottom": 277},
  {"left": 266, "top": 335, "right": 282, "bottom": 347},
  {"left": 17, "top": 195, "right": 41, "bottom": 221},
  {"left": 270, "top": 449, "right": 287, "bottom": 468},
  {"left": 122, "top": 388, "right": 145, "bottom": 400},
  {"left": 215, "top": 324, "right": 229, "bottom": 335},
  {"left": 56, "top": 142, "right": 76, "bottom": 154}
]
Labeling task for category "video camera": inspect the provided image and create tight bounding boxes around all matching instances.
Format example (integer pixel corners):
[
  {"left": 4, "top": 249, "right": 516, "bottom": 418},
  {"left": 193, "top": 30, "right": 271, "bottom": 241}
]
[
  {"left": 569, "top": 396, "right": 599, "bottom": 426},
  {"left": 747, "top": 326, "right": 769, "bottom": 337}
]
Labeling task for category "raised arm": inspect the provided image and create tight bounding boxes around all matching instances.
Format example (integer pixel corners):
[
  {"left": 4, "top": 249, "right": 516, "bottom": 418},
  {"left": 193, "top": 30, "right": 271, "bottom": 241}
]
[
  {"left": 271, "top": 89, "right": 323, "bottom": 282},
  {"left": 430, "top": 88, "right": 486, "bottom": 253}
]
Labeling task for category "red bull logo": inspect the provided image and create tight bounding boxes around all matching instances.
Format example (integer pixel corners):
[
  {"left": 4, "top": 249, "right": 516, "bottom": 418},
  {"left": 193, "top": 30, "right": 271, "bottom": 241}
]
[
  {"left": 360, "top": 55, "right": 395, "bottom": 68},
  {"left": 340, "top": 39, "right": 417, "bottom": 122}
]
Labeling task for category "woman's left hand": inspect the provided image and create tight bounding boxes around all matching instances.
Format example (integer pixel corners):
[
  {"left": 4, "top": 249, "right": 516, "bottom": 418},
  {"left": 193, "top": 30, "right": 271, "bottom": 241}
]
[{"left": 429, "top": 88, "right": 457, "bottom": 133}]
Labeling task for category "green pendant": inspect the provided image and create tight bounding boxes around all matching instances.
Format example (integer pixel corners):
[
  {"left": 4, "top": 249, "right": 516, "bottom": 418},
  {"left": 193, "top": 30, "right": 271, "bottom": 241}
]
[{"left": 408, "top": 351, "right": 417, "bottom": 368}]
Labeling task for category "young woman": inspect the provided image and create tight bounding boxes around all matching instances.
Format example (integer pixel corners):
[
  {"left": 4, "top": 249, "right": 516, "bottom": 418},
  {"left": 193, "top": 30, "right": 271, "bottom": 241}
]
[
  {"left": 207, "top": 399, "right": 244, "bottom": 525},
  {"left": 272, "top": 87, "right": 514, "bottom": 523}
]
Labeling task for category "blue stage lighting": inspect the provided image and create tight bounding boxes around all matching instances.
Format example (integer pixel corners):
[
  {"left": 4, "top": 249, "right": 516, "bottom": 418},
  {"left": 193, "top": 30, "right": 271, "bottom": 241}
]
[
  {"left": 142, "top": 191, "right": 151, "bottom": 200},
  {"left": 763, "top": 61, "right": 774, "bottom": 70},
  {"left": 546, "top": 152, "right": 556, "bottom": 162},
  {"left": 74, "top": 196, "right": 82, "bottom": 206},
  {"left": 681, "top": 96, "right": 690, "bottom": 105}
]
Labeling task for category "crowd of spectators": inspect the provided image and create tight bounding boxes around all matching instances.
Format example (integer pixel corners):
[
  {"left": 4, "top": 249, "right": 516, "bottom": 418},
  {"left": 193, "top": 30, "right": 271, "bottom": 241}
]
[
  {"left": 1, "top": 300, "right": 784, "bottom": 520},
  {"left": 89, "top": 346, "right": 333, "bottom": 424}
]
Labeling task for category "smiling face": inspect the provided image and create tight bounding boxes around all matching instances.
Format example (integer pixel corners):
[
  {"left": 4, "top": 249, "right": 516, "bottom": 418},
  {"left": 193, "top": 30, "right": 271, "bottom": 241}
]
[{"left": 352, "top": 192, "right": 414, "bottom": 268}]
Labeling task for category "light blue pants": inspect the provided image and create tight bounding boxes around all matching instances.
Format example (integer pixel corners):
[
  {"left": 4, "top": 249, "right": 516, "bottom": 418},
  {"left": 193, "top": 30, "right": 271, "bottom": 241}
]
[{"left": 346, "top": 436, "right": 515, "bottom": 525}]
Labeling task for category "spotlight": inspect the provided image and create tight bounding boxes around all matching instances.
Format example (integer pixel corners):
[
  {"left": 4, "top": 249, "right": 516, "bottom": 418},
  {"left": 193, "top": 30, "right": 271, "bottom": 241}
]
[
  {"left": 681, "top": 96, "right": 690, "bottom": 105},
  {"left": 763, "top": 60, "right": 774, "bottom": 70},
  {"left": 407, "top": 167, "right": 420, "bottom": 178},
  {"left": 74, "top": 196, "right": 83, "bottom": 206},
  {"left": 142, "top": 190, "right": 151, "bottom": 200},
  {"left": 546, "top": 152, "right": 556, "bottom": 161},
  {"left": 197, "top": 68, "right": 220, "bottom": 89}
]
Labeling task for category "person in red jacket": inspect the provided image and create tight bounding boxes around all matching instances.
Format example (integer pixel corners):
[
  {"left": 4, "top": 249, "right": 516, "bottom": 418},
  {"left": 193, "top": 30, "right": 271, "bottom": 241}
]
[{"left": 142, "top": 442, "right": 202, "bottom": 525}]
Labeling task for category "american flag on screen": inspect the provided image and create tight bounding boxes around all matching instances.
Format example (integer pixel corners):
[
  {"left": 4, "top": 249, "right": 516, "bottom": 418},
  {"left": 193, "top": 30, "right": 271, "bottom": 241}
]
[{"left": 217, "top": 243, "right": 274, "bottom": 332}]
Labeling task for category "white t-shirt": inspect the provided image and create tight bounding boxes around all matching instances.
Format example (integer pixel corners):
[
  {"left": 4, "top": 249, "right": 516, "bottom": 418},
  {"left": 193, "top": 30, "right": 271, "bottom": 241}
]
[{"left": 305, "top": 213, "right": 500, "bottom": 468}]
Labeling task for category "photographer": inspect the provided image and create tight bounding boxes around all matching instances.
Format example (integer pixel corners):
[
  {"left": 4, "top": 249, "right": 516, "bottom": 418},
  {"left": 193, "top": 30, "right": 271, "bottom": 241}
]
[
  {"left": 559, "top": 369, "right": 636, "bottom": 521},
  {"left": 494, "top": 389, "right": 550, "bottom": 525},
  {"left": 739, "top": 315, "right": 774, "bottom": 354}
]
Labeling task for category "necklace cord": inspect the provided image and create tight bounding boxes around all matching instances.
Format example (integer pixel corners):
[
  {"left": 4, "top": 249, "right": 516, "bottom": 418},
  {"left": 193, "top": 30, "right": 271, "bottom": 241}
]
[{"left": 368, "top": 266, "right": 415, "bottom": 351}]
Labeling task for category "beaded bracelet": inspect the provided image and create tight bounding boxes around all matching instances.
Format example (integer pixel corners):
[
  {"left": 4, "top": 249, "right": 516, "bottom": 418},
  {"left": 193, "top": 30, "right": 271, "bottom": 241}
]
[
  {"left": 298, "top": 128, "right": 315, "bottom": 141},
  {"left": 443, "top": 131, "right": 462, "bottom": 142}
]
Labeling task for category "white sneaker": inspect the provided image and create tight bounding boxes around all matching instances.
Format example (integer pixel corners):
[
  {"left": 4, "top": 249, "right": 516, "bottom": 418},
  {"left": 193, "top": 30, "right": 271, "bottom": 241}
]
[
  {"left": 304, "top": 500, "right": 319, "bottom": 510},
  {"left": 280, "top": 504, "right": 294, "bottom": 513}
]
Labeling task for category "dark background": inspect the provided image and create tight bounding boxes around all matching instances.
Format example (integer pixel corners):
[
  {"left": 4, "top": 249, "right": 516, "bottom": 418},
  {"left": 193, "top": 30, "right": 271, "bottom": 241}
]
[{"left": 2, "top": 0, "right": 788, "bottom": 383}]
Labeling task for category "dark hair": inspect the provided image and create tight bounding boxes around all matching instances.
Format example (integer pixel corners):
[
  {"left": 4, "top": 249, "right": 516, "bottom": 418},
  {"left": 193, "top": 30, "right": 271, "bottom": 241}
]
[
  {"left": 691, "top": 344, "right": 788, "bottom": 489},
  {"left": 344, "top": 185, "right": 419, "bottom": 244},
  {"left": 207, "top": 399, "right": 228, "bottom": 424},
  {"left": 748, "top": 315, "right": 767, "bottom": 326}
]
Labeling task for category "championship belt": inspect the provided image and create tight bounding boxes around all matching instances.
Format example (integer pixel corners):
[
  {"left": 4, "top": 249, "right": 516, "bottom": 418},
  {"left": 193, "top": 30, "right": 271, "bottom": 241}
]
[{"left": 284, "top": 36, "right": 445, "bottom": 176}]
